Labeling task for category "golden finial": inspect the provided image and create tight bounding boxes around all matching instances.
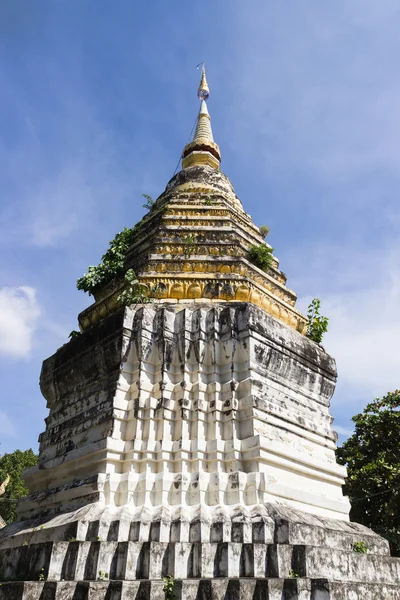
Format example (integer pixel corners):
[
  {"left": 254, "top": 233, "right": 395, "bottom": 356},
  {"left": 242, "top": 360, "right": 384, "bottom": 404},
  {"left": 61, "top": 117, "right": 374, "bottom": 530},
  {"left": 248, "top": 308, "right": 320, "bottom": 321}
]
[
  {"left": 182, "top": 64, "right": 220, "bottom": 170},
  {"left": 197, "top": 63, "right": 210, "bottom": 101}
]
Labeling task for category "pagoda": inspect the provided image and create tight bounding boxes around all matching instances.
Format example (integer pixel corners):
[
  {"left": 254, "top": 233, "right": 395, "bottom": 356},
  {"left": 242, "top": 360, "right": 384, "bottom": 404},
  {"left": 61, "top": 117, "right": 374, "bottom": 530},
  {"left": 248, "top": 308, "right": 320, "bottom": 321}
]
[{"left": 0, "top": 67, "right": 399, "bottom": 600}]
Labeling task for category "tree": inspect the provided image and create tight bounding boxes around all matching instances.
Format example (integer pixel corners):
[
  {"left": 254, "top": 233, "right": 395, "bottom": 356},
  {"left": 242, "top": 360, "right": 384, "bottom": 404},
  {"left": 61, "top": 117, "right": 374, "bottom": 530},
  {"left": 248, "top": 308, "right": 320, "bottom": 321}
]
[
  {"left": 336, "top": 391, "right": 400, "bottom": 556},
  {"left": 0, "top": 449, "right": 38, "bottom": 524}
]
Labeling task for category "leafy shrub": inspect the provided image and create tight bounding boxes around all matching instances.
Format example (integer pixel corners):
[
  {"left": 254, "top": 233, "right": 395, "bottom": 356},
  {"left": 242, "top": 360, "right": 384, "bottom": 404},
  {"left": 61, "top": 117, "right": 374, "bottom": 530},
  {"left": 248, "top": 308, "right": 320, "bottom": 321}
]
[
  {"left": 353, "top": 541, "right": 368, "bottom": 553},
  {"left": 248, "top": 244, "right": 274, "bottom": 271},
  {"left": 306, "top": 298, "right": 329, "bottom": 344},
  {"left": 259, "top": 225, "right": 270, "bottom": 239},
  {"left": 117, "top": 269, "right": 150, "bottom": 306},
  {"left": 142, "top": 194, "right": 155, "bottom": 210},
  {"left": 163, "top": 576, "right": 175, "bottom": 600},
  {"left": 76, "top": 227, "right": 137, "bottom": 295}
]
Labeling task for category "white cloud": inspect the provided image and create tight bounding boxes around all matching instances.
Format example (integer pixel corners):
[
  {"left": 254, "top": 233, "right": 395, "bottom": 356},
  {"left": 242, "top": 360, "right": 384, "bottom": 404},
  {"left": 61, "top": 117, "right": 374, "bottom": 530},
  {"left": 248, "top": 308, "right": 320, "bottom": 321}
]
[
  {"left": 323, "top": 275, "right": 400, "bottom": 399},
  {"left": 0, "top": 410, "right": 16, "bottom": 438},
  {"left": 296, "top": 244, "right": 400, "bottom": 404},
  {"left": 0, "top": 286, "right": 40, "bottom": 358}
]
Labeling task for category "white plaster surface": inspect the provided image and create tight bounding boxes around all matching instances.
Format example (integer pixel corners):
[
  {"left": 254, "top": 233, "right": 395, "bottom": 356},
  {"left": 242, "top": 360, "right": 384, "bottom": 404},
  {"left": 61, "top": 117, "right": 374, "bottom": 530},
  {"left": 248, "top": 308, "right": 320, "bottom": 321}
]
[{"left": 17, "top": 303, "right": 349, "bottom": 526}]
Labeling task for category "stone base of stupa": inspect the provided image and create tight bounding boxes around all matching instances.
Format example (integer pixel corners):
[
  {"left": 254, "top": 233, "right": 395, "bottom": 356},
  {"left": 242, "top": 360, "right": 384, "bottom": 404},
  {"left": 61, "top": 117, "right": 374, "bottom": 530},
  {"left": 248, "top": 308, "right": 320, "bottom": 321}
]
[
  {"left": 0, "top": 503, "right": 399, "bottom": 599},
  {"left": 1, "top": 302, "right": 400, "bottom": 598},
  {"left": 0, "top": 506, "right": 400, "bottom": 599}
]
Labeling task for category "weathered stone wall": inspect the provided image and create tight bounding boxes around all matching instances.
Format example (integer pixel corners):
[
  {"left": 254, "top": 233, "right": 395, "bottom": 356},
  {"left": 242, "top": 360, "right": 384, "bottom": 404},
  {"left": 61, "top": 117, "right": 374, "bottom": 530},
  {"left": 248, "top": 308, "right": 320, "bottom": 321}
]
[
  {"left": 19, "top": 302, "right": 348, "bottom": 523},
  {"left": 20, "top": 308, "right": 130, "bottom": 520}
]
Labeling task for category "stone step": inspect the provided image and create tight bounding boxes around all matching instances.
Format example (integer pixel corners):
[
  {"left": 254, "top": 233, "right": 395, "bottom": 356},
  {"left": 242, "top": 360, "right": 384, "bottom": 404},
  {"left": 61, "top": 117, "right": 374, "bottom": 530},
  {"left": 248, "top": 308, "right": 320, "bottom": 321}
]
[
  {"left": 1, "top": 505, "right": 390, "bottom": 557},
  {"left": 1, "top": 578, "right": 400, "bottom": 600},
  {"left": 301, "top": 545, "right": 400, "bottom": 584},
  {"left": 266, "top": 503, "right": 390, "bottom": 556},
  {"left": 0, "top": 541, "right": 399, "bottom": 585}
]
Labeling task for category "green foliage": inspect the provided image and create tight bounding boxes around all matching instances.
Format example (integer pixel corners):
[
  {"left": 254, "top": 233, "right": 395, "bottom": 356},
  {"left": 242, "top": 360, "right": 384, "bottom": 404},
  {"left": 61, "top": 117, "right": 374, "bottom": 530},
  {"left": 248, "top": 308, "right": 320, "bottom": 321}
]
[
  {"left": 142, "top": 194, "right": 155, "bottom": 210},
  {"left": 117, "top": 269, "right": 150, "bottom": 306},
  {"left": 248, "top": 244, "right": 274, "bottom": 272},
  {"left": 337, "top": 390, "right": 400, "bottom": 556},
  {"left": 259, "top": 225, "right": 270, "bottom": 239},
  {"left": 288, "top": 568, "right": 299, "bottom": 578},
  {"left": 163, "top": 575, "right": 175, "bottom": 600},
  {"left": 77, "top": 227, "right": 137, "bottom": 295},
  {"left": 98, "top": 570, "right": 109, "bottom": 581},
  {"left": 0, "top": 449, "right": 38, "bottom": 524},
  {"left": 182, "top": 233, "right": 198, "bottom": 256},
  {"left": 306, "top": 298, "right": 329, "bottom": 344},
  {"left": 68, "top": 330, "right": 81, "bottom": 339},
  {"left": 353, "top": 541, "right": 368, "bottom": 553},
  {"left": 38, "top": 568, "right": 45, "bottom": 581}
]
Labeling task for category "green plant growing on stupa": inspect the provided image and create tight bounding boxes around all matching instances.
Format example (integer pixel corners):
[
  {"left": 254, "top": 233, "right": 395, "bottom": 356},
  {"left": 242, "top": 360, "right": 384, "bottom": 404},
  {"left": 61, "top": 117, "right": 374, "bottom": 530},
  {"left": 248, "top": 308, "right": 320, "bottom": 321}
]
[
  {"left": 68, "top": 330, "right": 81, "bottom": 339},
  {"left": 248, "top": 244, "right": 274, "bottom": 272},
  {"left": 306, "top": 298, "right": 329, "bottom": 344},
  {"left": 117, "top": 269, "right": 151, "bottom": 306},
  {"left": 353, "top": 541, "right": 368, "bottom": 554},
  {"left": 76, "top": 191, "right": 158, "bottom": 296},
  {"left": 163, "top": 575, "right": 175, "bottom": 600},
  {"left": 77, "top": 227, "right": 138, "bottom": 295},
  {"left": 142, "top": 194, "right": 155, "bottom": 210},
  {"left": 182, "top": 233, "right": 198, "bottom": 256},
  {"left": 259, "top": 225, "right": 270, "bottom": 239}
]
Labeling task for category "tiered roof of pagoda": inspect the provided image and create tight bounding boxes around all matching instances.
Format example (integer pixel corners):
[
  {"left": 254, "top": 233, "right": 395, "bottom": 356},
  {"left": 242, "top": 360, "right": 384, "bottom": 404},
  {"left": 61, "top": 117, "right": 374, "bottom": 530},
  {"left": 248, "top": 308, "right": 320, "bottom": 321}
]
[{"left": 78, "top": 67, "right": 307, "bottom": 335}]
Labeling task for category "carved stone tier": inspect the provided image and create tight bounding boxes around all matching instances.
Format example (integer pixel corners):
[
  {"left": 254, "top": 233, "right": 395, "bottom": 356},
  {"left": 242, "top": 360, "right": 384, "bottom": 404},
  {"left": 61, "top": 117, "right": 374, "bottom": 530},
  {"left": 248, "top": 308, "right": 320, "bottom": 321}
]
[
  {"left": 20, "top": 303, "right": 347, "bottom": 522},
  {"left": 78, "top": 166, "right": 307, "bottom": 334}
]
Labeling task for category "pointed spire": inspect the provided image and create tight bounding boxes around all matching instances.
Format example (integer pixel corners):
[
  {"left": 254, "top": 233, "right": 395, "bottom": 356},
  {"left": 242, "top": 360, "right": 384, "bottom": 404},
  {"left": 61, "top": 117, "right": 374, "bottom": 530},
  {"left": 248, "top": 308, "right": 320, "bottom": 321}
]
[
  {"left": 182, "top": 65, "right": 221, "bottom": 170},
  {"left": 192, "top": 100, "right": 214, "bottom": 142},
  {"left": 197, "top": 64, "right": 210, "bottom": 100}
]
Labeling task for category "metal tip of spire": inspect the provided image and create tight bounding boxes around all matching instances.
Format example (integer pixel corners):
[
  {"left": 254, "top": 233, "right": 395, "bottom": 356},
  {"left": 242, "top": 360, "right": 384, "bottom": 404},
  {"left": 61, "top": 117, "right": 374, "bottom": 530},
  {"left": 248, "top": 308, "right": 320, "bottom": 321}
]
[{"left": 197, "top": 63, "right": 209, "bottom": 101}]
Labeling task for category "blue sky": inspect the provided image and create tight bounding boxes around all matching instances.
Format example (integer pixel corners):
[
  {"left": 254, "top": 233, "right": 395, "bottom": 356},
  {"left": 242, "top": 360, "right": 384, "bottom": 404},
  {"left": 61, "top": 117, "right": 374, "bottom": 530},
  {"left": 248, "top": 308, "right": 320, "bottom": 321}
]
[{"left": 1, "top": 0, "right": 400, "bottom": 454}]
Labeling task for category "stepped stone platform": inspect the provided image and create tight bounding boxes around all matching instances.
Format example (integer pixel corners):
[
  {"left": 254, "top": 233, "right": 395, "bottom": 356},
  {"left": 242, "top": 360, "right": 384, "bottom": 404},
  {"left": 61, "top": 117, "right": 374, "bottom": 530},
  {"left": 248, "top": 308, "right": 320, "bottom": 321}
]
[{"left": 1, "top": 504, "right": 399, "bottom": 599}]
